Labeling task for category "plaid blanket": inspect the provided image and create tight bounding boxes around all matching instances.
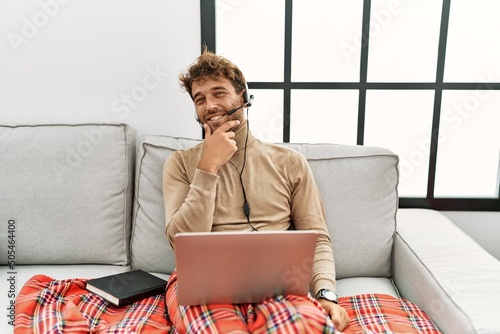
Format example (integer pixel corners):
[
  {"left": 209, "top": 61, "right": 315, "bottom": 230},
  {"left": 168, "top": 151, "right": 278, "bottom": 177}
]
[
  {"left": 15, "top": 275, "right": 441, "bottom": 333},
  {"left": 15, "top": 275, "right": 171, "bottom": 333},
  {"left": 339, "top": 294, "right": 441, "bottom": 334}
]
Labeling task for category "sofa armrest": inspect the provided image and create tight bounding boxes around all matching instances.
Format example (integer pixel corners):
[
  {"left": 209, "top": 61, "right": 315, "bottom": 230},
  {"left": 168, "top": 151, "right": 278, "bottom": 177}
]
[{"left": 394, "top": 208, "right": 500, "bottom": 334}]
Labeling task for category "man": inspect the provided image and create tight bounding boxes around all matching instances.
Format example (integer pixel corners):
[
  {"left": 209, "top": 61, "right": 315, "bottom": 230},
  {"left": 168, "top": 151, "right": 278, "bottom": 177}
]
[{"left": 163, "top": 49, "right": 349, "bottom": 333}]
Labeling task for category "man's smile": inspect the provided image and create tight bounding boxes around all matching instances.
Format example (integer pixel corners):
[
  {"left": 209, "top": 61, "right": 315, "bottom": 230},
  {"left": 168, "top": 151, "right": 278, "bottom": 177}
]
[{"left": 207, "top": 114, "right": 225, "bottom": 122}]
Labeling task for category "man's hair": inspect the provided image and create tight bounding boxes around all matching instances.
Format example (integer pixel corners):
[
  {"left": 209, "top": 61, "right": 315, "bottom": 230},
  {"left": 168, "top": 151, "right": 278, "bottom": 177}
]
[{"left": 179, "top": 47, "right": 247, "bottom": 100}]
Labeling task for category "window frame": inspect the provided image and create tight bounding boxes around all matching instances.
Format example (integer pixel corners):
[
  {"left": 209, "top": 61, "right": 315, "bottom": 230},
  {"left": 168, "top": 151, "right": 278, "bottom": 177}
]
[{"left": 200, "top": 0, "right": 500, "bottom": 211}]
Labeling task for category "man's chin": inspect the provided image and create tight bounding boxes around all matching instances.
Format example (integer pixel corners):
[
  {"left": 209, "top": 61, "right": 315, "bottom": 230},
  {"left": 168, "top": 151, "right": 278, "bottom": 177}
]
[{"left": 206, "top": 121, "right": 222, "bottom": 133}]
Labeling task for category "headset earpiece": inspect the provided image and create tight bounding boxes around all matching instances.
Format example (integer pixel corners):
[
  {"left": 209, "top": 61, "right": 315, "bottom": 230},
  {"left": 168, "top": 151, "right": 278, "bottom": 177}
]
[
  {"left": 243, "top": 82, "right": 254, "bottom": 107},
  {"left": 243, "top": 82, "right": 251, "bottom": 106}
]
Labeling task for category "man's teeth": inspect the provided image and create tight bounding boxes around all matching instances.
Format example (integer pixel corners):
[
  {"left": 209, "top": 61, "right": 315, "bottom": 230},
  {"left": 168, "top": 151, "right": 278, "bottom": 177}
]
[{"left": 209, "top": 115, "right": 224, "bottom": 121}]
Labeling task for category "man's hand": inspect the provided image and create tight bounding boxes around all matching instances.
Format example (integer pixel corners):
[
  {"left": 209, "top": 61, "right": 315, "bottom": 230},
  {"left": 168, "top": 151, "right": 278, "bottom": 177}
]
[
  {"left": 319, "top": 299, "right": 350, "bottom": 331},
  {"left": 198, "top": 120, "right": 240, "bottom": 174}
]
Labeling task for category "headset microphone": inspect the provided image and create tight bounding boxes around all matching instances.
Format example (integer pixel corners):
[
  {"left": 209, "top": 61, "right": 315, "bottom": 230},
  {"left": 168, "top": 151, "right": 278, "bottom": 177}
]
[
  {"left": 227, "top": 95, "right": 253, "bottom": 115},
  {"left": 226, "top": 95, "right": 254, "bottom": 116}
]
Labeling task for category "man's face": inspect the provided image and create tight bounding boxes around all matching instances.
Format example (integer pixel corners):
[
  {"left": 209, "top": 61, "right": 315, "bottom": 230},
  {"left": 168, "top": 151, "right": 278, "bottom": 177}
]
[{"left": 192, "top": 77, "right": 245, "bottom": 133}]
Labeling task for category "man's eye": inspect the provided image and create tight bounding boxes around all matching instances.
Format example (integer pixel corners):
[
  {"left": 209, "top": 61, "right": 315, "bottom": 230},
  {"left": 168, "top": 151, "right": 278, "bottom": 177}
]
[{"left": 195, "top": 98, "right": 205, "bottom": 105}]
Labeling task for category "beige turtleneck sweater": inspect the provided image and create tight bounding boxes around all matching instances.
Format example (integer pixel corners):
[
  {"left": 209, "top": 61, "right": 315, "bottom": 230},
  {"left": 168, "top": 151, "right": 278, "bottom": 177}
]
[{"left": 163, "top": 125, "right": 336, "bottom": 295}]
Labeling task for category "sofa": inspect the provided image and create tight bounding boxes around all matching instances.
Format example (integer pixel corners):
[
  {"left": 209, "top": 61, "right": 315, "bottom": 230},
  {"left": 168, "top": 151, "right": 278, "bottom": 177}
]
[{"left": 1, "top": 123, "right": 499, "bottom": 333}]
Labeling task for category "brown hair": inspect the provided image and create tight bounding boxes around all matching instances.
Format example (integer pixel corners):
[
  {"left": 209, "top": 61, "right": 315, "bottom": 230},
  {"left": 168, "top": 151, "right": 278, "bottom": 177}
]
[{"left": 179, "top": 47, "right": 246, "bottom": 99}]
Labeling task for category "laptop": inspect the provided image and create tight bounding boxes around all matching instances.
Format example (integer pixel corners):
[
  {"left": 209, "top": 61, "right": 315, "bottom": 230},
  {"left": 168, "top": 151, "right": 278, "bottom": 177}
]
[{"left": 174, "top": 230, "right": 317, "bottom": 306}]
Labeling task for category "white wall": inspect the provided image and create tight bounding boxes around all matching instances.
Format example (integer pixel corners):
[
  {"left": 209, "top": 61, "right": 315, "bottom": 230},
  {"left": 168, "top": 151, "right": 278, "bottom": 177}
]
[
  {"left": 1, "top": 1, "right": 499, "bottom": 262},
  {"left": 0, "top": 0, "right": 202, "bottom": 141}
]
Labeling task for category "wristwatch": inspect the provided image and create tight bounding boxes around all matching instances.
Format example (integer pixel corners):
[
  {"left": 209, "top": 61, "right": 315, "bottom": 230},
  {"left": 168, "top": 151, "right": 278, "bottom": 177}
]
[{"left": 315, "top": 289, "right": 338, "bottom": 304}]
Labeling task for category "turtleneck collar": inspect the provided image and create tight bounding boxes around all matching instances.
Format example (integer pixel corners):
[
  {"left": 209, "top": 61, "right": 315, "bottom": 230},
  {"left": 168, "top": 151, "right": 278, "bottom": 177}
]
[{"left": 233, "top": 122, "right": 255, "bottom": 152}]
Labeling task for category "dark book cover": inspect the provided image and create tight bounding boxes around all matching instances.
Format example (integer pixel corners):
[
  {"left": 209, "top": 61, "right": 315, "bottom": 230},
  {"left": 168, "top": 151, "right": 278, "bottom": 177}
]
[{"left": 86, "top": 269, "right": 168, "bottom": 306}]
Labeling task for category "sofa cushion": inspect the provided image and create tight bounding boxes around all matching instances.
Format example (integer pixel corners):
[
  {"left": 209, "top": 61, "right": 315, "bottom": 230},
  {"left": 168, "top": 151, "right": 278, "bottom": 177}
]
[
  {"left": 131, "top": 136, "right": 399, "bottom": 279},
  {"left": 336, "top": 277, "right": 399, "bottom": 298},
  {"left": 283, "top": 143, "right": 399, "bottom": 279},
  {"left": 0, "top": 124, "right": 136, "bottom": 265},
  {"left": 131, "top": 136, "right": 199, "bottom": 274}
]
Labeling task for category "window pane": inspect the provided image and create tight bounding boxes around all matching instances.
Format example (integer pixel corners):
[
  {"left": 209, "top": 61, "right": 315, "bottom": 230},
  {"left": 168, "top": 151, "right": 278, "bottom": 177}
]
[
  {"left": 434, "top": 90, "right": 500, "bottom": 198},
  {"left": 291, "top": 0, "right": 363, "bottom": 82},
  {"left": 444, "top": 0, "right": 500, "bottom": 82},
  {"left": 290, "top": 90, "right": 359, "bottom": 144},
  {"left": 249, "top": 89, "right": 284, "bottom": 143},
  {"left": 367, "top": 0, "right": 442, "bottom": 82},
  {"left": 216, "top": 0, "right": 285, "bottom": 82},
  {"left": 364, "top": 90, "right": 435, "bottom": 197}
]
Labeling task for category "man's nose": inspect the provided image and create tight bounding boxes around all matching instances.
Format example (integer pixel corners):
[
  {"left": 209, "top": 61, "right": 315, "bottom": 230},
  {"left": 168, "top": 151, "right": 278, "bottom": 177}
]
[{"left": 205, "top": 96, "right": 217, "bottom": 111}]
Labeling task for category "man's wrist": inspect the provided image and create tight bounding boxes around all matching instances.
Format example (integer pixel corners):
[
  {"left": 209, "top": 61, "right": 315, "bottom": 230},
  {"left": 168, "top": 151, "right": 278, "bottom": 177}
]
[
  {"left": 197, "top": 160, "right": 219, "bottom": 174},
  {"left": 315, "top": 289, "right": 338, "bottom": 304}
]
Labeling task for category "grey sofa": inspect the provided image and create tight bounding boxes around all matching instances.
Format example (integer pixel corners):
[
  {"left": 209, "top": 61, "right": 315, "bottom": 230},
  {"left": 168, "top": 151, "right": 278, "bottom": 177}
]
[{"left": 1, "top": 123, "right": 499, "bottom": 333}]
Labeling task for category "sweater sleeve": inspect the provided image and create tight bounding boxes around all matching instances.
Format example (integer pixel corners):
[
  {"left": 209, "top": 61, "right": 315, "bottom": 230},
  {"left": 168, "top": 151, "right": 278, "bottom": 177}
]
[
  {"left": 163, "top": 151, "right": 219, "bottom": 250},
  {"left": 288, "top": 151, "right": 337, "bottom": 295}
]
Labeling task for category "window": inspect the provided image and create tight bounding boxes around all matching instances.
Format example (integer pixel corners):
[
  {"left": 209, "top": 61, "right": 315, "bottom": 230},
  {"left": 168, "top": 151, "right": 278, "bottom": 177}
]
[
  {"left": 364, "top": 90, "right": 435, "bottom": 197},
  {"left": 202, "top": 0, "right": 500, "bottom": 211}
]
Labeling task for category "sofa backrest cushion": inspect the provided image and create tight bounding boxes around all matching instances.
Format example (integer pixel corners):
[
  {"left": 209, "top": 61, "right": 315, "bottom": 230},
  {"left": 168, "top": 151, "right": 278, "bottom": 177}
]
[
  {"left": 131, "top": 135, "right": 399, "bottom": 279},
  {"left": 0, "top": 124, "right": 136, "bottom": 265},
  {"left": 131, "top": 136, "right": 199, "bottom": 274},
  {"left": 283, "top": 143, "right": 399, "bottom": 279}
]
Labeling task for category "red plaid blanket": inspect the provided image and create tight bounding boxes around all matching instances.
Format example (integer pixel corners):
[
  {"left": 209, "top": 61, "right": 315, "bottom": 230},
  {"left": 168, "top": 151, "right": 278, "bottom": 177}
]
[
  {"left": 15, "top": 275, "right": 171, "bottom": 333},
  {"left": 339, "top": 294, "right": 441, "bottom": 334},
  {"left": 15, "top": 275, "right": 441, "bottom": 333}
]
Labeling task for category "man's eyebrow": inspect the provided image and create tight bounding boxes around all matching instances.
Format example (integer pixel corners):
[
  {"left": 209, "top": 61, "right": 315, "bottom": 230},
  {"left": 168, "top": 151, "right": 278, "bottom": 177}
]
[
  {"left": 192, "top": 91, "right": 202, "bottom": 101},
  {"left": 193, "top": 86, "right": 228, "bottom": 101},
  {"left": 210, "top": 86, "right": 229, "bottom": 93}
]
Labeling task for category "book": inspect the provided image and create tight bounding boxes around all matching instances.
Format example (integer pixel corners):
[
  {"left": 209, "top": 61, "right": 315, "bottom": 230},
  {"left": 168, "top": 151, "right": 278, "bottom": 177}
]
[{"left": 86, "top": 269, "right": 168, "bottom": 306}]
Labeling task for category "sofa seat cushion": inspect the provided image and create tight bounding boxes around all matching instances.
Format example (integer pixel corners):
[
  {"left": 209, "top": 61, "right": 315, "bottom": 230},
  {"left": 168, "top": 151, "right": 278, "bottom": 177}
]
[
  {"left": 0, "top": 124, "right": 136, "bottom": 266},
  {"left": 336, "top": 277, "right": 400, "bottom": 298},
  {"left": 131, "top": 135, "right": 399, "bottom": 279}
]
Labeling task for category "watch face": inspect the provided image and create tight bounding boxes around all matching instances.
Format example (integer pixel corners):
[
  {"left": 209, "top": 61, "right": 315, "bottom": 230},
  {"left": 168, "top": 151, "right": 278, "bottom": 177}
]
[{"left": 323, "top": 290, "right": 337, "bottom": 301}]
